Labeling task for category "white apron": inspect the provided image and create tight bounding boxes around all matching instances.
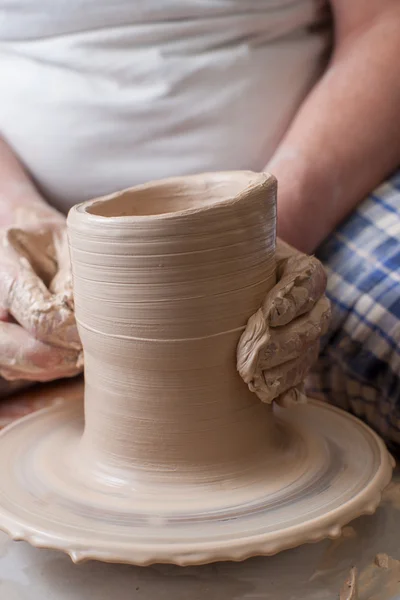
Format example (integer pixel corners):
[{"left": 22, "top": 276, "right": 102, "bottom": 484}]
[{"left": 0, "top": 0, "right": 331, "bottom": 212}]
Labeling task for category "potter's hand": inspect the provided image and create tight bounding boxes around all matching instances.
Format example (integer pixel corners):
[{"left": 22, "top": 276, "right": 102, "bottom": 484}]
[
  {"left": 0, "top": 214, "right": 83, "bottom": 381},
  {"left": 237, "top": 239, "right": 330, "bottom": 405}
]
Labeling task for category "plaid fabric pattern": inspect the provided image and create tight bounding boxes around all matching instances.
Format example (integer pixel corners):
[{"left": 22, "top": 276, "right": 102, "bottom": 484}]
[{"left": 306, "top": 170, "right": 400, "bottom": 448}]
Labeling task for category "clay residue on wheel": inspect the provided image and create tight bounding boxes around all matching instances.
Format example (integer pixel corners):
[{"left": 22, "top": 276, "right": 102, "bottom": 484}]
[
  {"left": 340, "top": 567, "right": 358, "bottom": 600},
  {"left": 354, "top": 553, "right": 400, "bottom": 599}
]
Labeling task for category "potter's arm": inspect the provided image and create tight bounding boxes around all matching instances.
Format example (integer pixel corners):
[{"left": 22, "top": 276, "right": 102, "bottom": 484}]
[
  {"left": 237, "top": 240, "right": 330, "bottom": 405},
  {"left": 267, "top": 0, "right": 400, "bottom": 253},
  {"left": 0, "top": 136, "right": 61, "bottom": 227}
]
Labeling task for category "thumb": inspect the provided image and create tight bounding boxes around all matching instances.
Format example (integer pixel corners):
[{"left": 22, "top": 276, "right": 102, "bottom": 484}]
[
  {"left": 49, "top": 228, "right": 74, "bottom": 308},
  {"left": 268, "top": 252, "right": 328, "bottom": 328}
]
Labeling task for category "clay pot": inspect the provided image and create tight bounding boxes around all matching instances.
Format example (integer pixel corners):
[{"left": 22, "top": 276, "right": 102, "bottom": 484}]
[{"left": 67, "top": 171, "right": 277, "bottom": 483}]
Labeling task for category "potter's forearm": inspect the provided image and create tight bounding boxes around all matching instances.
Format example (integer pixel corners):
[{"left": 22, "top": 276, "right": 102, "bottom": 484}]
[
  {"left": 0, "top": 137, "right": 58, "bottom": 226},
  {"left": 267, "top": 3, "right": 400, "bottom": 253}
]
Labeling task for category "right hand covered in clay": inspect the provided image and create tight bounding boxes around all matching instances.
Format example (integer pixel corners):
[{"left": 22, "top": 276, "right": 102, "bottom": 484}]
[
  {"left": 0, "top": 208, "right": 83, "bottom": 382},
  {"left": 237, "top": 238, "right": 331, "bottom": 406}
]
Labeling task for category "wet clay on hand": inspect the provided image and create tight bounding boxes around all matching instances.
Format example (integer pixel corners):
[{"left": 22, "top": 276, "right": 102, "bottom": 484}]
[
  {"left": 0, "top": 219, "right": 82, "bottom": 381},
  {"left": 237, "top": 239, "right": 331, "bottom": 404}
]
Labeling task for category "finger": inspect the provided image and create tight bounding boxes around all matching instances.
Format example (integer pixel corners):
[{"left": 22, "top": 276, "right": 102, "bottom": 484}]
[
  {"left": 237, "top": 307, "right": 270, "bottom": 384},
  {"left": 0, "top": 244, "right": 81, "bottom": 351},
  {"left": 275, "top": 384, "right": 308, "bottom": 408},
  {"left": 49, "top": 268, "right": 74, "bottom": 310},
  {"left": 247, "top": 341, "right": 320, "bottom": 404},
  {"left": 267, "top": 253, "right": 328, "bottom": 328},
  {"left": 237, "top": 295, "right": 330, "bottom": 382},
  {"left": 275, "top": 238, "right": 299, "bottom": 262},
  {"left": 0, "top": 321, "right": 82, "bottom": 382},
  {"left": 49, "top": 227, "right": 74, "bottom": 309},
  {"left": 0, "top": 307, "right": 10, "bottom": 321},
  {"left": 256, "top": 296, "right": 331, "bottom": 369}
]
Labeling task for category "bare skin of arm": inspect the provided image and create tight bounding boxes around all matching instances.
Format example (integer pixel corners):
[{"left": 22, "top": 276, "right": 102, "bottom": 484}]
[
  {"left": 0, "top": 137, "right": 60, "bottom": 227},
  {"left": 267, "top": 0, "right": 400, "bottom": 254}
]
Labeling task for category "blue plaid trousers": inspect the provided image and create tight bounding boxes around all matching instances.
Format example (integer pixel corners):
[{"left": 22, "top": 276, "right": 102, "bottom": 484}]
[{"left": 306, "top": 170, "right": 400, "bottom": 449}]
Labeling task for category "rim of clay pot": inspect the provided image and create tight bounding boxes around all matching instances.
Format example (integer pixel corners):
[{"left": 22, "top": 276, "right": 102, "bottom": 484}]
[{"left": 72, "top": 171, "right": 276, "bottom": 222}]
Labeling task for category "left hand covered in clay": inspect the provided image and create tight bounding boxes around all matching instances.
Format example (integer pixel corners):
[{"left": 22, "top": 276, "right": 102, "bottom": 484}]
[
  {"left": 0, "top": 213, "right": 83, "bottom": 382},
  {"left": 237, "top": 238, "right": 331, "bottom": 406}
]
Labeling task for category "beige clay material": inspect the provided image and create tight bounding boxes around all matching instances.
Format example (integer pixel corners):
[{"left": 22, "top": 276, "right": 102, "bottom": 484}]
[
  {"left": 0, "top": 171, "right": 393, "bottom": 566},
  {"left": 4, "top": 225, "right": 80, "bottom": 352},
  {"left": 340, "top": 568, "right": 358, "bottom": 600},
  {"left": 238, "top": 240, "right": 331, "bottom": 404},
  {"left": 70, "top": 171, "right": 278, "bottom": 477},
  {"left": 0, "top": 221, "right": 82, "bottom": 381}
]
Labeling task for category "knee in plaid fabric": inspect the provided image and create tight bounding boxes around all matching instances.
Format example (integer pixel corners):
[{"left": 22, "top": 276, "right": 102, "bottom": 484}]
[{"left": 307, "top": 170, "right": 400, "bottom": 448}]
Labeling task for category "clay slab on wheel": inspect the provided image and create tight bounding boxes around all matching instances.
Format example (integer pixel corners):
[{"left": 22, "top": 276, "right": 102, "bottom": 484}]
[{"left": 0, "top": 171, "right": 393, "bottom": 566}]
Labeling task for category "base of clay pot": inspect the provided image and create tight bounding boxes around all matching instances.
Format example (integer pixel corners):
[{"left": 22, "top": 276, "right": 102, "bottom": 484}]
[{"left": 0, "top": 397, "right": 393, "bottom": 566}]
